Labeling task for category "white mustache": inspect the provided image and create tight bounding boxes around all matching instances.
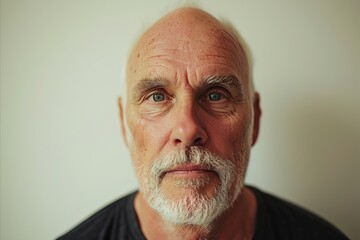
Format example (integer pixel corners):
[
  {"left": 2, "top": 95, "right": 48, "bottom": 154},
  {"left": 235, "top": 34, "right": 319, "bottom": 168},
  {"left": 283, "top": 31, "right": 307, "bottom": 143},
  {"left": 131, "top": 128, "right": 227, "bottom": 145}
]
[{"left": 150, "top": 147, "right": 236, "bottom": 187}]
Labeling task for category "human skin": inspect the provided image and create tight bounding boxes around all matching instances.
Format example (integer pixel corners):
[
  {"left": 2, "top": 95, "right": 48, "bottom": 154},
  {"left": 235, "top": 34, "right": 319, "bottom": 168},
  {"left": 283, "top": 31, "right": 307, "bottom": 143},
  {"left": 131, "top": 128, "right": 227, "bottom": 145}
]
[{"left": 119, "top": 7, "right": 261, "bottom": 240}]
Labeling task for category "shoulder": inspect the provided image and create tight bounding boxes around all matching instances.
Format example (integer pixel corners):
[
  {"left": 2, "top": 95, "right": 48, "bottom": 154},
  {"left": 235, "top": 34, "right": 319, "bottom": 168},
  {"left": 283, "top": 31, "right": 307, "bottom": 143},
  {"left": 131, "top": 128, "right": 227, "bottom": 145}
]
[
  {"left": 56, "top": 191, "right": 141, "bottom": 240},
  {"left": 248, "top": 186, "right": 349, "bottom": 240}
]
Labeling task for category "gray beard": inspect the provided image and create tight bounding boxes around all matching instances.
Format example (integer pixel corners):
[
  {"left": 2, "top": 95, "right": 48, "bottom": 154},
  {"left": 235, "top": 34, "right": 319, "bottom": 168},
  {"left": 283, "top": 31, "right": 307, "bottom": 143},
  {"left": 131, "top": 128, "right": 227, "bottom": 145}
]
[{"left": 137, "top": 147, "right": 245, "bottom": 227}]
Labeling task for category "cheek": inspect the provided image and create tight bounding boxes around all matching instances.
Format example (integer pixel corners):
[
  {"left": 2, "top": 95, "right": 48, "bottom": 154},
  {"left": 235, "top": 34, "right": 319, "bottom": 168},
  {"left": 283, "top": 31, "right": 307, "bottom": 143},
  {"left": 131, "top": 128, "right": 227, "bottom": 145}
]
[
  {"left": 209, "top": 110, "right": 252, "bottom": 157},
  {"left": 128, "top": 116, "right": 145, "bottom": 151},
  {"left": 229, "top": 107, "right": 253, "bottom": 146},
  {"left": 129, "top": 114, "right": 171, "bottom": 165}
]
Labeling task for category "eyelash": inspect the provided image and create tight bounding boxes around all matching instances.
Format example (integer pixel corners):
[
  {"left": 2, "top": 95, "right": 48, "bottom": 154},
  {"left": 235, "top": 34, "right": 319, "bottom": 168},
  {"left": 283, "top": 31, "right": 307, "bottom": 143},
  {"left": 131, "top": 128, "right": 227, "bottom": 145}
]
[
  {"left": 204, "top": 88, "right": 230, "bottom": 102},
  {"left": 145, "top": 90, "right": 170, "bottom": 103}
]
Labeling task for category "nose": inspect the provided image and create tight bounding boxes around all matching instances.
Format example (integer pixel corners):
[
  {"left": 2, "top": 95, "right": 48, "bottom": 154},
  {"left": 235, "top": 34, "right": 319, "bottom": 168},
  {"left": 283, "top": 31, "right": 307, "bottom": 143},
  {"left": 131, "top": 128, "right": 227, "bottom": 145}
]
[{"left": 170, "top": 101, "right": 208, "bottom": 147}]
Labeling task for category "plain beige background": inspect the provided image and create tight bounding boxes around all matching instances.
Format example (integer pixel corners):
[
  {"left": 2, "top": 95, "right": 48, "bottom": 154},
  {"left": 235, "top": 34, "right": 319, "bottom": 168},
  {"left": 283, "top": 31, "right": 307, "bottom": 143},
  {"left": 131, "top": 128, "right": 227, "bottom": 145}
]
[{"left": 1, "top": 0, "right": 359, "bottom": 239}]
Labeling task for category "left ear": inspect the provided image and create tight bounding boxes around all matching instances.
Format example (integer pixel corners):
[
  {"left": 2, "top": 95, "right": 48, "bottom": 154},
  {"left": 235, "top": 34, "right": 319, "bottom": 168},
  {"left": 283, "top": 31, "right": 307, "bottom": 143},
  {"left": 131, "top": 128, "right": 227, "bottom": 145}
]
[
  {"left": 118, "top": 97, "right": 129, "bottom": 148},
  {"left": 251, "top": 92, "right": 261, "bottom": 146}
]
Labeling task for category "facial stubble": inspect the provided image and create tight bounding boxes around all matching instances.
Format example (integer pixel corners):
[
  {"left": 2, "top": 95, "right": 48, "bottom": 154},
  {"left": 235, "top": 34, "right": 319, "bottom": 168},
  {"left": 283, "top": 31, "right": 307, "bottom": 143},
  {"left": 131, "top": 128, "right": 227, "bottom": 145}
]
[{"left": 134, "top": 146, "right": 247, "bottom": 227}]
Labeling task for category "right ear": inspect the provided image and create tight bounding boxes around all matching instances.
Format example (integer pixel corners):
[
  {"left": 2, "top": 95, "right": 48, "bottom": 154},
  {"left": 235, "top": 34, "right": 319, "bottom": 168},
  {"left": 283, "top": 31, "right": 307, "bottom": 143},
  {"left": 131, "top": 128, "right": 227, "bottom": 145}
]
[{"left": 118, "top": 97, "right": 129, "bottom": 148}]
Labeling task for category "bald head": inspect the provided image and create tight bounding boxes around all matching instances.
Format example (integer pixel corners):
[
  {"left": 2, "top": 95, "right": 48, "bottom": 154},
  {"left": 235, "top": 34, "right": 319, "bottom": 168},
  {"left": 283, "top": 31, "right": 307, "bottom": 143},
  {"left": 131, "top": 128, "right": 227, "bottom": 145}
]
[{"left": 126, "top": 7, "right": 251, "bottom": 97}]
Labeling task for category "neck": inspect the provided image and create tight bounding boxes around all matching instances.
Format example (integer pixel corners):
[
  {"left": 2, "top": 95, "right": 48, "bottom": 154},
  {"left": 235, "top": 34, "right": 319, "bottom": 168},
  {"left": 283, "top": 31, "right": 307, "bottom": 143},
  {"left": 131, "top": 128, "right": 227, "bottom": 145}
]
[{"left": 134, "top": 187, "right": 257, "bottom": 240}]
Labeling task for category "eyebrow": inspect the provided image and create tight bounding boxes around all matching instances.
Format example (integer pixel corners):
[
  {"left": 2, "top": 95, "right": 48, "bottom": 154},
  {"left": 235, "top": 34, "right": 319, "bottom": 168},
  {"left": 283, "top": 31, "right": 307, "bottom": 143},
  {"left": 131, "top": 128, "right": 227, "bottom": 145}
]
[
  {"left": 132, "top": 77, "right": 169, "bottom": 101},
  {"left": 131, "top": 75, "right": 244, "bottom": 102},
  {"left": 202, "top": 75, "right": 243, "bottom": 93}
]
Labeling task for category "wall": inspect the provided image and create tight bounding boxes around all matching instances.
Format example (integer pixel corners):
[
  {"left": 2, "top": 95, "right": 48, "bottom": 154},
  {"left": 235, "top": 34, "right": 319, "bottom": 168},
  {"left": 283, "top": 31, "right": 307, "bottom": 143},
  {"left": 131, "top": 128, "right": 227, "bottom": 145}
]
[{"left": 1, "top": 0, "right": 359, "bottom": 239}]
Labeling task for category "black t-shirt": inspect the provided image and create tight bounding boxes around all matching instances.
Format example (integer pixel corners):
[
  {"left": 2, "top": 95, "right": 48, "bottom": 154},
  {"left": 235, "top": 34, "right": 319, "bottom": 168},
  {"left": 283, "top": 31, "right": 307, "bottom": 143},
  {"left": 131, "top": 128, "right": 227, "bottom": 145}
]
[{"left": 56, "top": 186, "right": 348, "bottom": 240}]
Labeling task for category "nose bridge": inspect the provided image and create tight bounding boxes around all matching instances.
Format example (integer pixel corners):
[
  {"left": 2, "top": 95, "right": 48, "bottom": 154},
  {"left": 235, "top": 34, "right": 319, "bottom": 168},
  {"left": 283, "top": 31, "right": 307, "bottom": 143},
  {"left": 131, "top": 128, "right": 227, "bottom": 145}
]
[
  {"left": 171, "top": 94, "right": 208, "bottom": 147},
  {"left": 177, "top": 97, "right": 198, "bottom": 125}
]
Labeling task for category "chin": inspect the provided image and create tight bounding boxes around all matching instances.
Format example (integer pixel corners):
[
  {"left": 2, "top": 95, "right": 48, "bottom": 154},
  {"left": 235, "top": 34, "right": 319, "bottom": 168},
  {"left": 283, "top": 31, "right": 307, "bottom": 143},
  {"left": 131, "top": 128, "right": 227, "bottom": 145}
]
[
  {"left": 144, "top": 178, "right": 243, "bottom": 227},
  {"left": 160, "top": 173, "right": 220, "bottom": 199}
]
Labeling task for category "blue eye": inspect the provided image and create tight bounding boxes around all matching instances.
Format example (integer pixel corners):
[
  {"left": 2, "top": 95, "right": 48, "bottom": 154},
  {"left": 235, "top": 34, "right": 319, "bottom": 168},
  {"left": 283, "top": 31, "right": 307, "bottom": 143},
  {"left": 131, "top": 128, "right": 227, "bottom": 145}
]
[
  {"left": 152, "top": 93, "right": 165, "bottom": 102},
  {"left": 208, "top": 92, "right": 222, "bottom": 101}
]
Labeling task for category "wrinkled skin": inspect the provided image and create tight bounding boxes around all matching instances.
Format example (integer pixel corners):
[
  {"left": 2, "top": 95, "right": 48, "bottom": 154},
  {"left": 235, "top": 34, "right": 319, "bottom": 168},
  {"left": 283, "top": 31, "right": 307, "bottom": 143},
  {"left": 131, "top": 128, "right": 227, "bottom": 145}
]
[{"left": 119, "top": 7, "right": 261, "bottom": 240}]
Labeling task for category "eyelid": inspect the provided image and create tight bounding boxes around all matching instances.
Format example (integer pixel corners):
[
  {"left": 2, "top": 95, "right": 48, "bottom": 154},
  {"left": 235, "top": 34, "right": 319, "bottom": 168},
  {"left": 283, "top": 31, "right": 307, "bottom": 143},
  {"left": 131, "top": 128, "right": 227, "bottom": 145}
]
[
  {"left": 205, "top": 87, "right": 230, "bottom": 98},
  {"left": 144, "top": 89, "right": 171, "bottom": 102}
]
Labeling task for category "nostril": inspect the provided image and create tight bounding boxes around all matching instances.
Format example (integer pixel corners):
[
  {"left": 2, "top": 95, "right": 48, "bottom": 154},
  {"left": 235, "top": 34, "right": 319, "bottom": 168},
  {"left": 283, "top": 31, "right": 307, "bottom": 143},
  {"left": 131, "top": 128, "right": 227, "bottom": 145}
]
[
  {"left": 193, "top": 136, "right": 203, "bottom": 146},
  {"left": 173, "top": 136, "right": 204, "bottom": 147}
]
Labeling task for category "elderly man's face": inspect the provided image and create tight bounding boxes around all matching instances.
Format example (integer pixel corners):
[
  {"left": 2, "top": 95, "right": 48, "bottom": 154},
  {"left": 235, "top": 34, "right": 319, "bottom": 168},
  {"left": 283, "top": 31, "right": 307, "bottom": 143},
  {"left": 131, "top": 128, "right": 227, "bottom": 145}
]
[{"left": 121, "top": 9, "right": 260, "bottom": 226}]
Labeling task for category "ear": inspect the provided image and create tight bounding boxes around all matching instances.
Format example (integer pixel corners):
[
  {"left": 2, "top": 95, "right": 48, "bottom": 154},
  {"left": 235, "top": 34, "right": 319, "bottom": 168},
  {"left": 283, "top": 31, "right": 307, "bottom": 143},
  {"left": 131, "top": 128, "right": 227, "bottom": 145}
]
[
  {"left": 118, "top": 97, "right": 129, "bottom": 148},
  {"left": 251, "top": 92, "right": 261, "bottom": 146}
]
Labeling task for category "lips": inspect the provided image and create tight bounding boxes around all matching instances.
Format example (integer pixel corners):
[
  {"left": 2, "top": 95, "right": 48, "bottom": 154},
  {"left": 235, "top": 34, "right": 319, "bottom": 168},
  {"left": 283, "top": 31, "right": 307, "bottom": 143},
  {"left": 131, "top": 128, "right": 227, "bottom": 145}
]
[
  {"left": 160, "top": 164, "right": 218, "bottom": 179},
  {"left": 167, "top": 164, "right": 210, "bottom": 172}
]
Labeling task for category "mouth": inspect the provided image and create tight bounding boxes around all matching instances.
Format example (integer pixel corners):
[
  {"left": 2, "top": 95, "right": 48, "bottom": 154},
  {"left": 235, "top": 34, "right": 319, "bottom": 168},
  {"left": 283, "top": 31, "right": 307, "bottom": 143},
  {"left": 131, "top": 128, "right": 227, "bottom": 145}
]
[{"left": 161, "top": 163, "right": 217, "bottom": 179}]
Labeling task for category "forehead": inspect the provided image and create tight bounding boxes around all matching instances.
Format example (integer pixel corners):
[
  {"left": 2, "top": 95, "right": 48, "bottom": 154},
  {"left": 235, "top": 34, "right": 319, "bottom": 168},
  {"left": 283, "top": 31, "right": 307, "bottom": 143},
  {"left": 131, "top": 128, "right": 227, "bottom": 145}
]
[{"left": 127, "top": 9, "right": 248, "bottom": 89}]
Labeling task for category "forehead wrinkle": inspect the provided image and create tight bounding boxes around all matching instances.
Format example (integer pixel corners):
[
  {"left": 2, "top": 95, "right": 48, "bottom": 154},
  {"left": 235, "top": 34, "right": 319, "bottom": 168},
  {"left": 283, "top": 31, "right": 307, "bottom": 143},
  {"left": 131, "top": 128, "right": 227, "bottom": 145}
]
[
  {"left": 207, "top": 43, "right": 236, "bottom": 55},
  {"left": 144, "top": 49, "right": 188, "bottom": 64},
  {"left": 144, "top": 39, "right": 191, "bottom": 56},
  {"left": 147, "top": 58, "right": 187, "bottom": 67},
  {"left": 137, "top": 39, "right": 191, "bottom": 68},
  {"left": 212, "top": 32, "right": 245, "bottom": 67},
  {"left": 140, "top": 32, "right": 191, "bottom": 55},
  {"left": 200, "top": 54, "right": 233, "bottom": 62}
]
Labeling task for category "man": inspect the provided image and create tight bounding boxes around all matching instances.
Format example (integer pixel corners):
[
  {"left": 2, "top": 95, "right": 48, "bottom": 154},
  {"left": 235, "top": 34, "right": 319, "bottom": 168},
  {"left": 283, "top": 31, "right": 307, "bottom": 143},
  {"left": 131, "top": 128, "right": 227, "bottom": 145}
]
[{"left": 57, "top": 7, "right": 348, "bottom": 240}]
